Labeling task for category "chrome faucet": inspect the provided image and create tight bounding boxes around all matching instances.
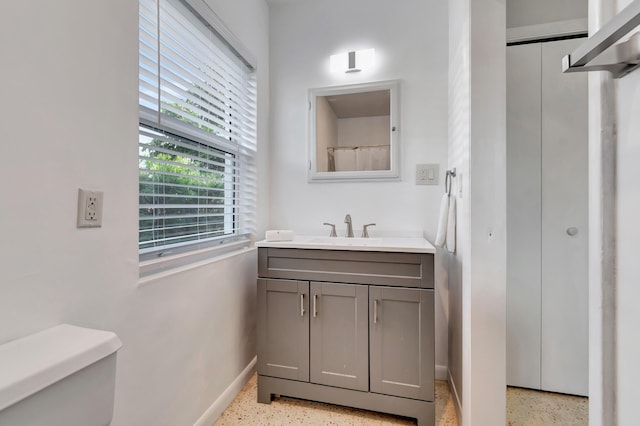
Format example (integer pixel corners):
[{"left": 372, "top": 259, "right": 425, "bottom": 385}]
[{"left": 344, "top": 214, "right": 354, "bottom": 238}]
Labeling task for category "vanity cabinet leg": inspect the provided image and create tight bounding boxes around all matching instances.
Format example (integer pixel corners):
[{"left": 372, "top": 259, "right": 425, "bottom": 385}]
[
  {"left": 257, "top": 388, "right": 272, "bottom": 404},
  {"left": 415, "top": 406, "right": 435, "bottom": 426},
  {"left": 257, "top": 378, "right": 272, "bottom": 404}
]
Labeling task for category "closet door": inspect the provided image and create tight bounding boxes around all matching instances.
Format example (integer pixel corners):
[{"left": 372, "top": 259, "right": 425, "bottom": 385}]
[
  {"left": 506, "top": 42, "right": 542, "bottom": 390},
  {"left": 507, "top": 38, "right": 588, "bottom": 396},
  {"left": 540, "top": 38, "right": 588, "bottom": 396}
]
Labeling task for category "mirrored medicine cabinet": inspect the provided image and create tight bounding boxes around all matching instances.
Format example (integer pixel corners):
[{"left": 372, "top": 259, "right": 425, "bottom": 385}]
[{"left": 308, "top": 80, "right": 400, "bottom": 182}]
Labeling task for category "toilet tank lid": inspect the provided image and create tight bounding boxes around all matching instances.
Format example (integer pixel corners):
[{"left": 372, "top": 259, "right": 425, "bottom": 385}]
[{"left": 0, "top": 324, "right": 122, "bottom": 412}]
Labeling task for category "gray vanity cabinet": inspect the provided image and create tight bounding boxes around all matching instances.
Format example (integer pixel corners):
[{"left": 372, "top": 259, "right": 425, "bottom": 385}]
[
  {"left": 370, "top": 286, "right": 434, "bottom": 401},
  {"left": 257, "top": 247, "right": 435, "bottom": 426}
]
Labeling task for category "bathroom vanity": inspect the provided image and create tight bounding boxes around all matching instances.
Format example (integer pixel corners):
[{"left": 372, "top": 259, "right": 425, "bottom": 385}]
[{"left": 255, "top": 236, "right": 435, "bottom": 426}]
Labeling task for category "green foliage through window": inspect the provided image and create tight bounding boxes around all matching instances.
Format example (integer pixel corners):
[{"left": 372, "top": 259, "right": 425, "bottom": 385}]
[{"left": 139, "top": 128, "right": 234, "bottom": 251}]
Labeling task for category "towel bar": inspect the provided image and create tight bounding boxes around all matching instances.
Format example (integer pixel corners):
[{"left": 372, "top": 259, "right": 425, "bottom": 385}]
[
  {"left": 562, "top": 0, "right": 640, "bottom": 78},
  {"left": 445, "top": 168, "right": 456, "bottom": 195}
]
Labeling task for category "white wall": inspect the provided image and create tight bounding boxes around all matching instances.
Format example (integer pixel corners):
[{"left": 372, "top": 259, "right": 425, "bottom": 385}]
[
  {"left": 507, "top": 0, "right": 587, "bottom": 28},
  {"left": 586, "top": 0, "right": 640, "bottom": 424},
  {"left": 268, "top": 0, "right": 449, "bottom": 375},
  {"left": 269, "top": 0, "right": 448, "bottom": 237},
  {"left": 448, "top": 0, "right": 507, "bottom": 424},
  {"left": 612, "top": 2, "right": 640, "bottom": 425},
  {"left": 615, "top": 63, "right": 640, "bottom": 426},
  {"left": 0, "top": 0, "right": 269, "bottom": 425},
  {"left": 447, "top": 0, "right": 470, "bottom": 414},
  {"left": 337, "top": 116, "right": 390, "bottom": 147}
]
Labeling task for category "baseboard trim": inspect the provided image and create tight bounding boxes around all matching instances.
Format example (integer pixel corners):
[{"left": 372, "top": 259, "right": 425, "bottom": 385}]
[
  {"left": 435, "top": 364, "right": 448, "bottom": 381},
  {"left": 193, "top": 356, "right": 257, "bottom": 426},
  {"left": 448, "top": 369, "right": 463, "bottom": 423}
]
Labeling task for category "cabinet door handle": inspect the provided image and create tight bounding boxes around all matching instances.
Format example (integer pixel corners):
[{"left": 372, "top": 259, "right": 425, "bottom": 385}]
[
  {"left": 300, "top": 294, "right": 305, "bottom": 317},
  {"left": 373, "top": 299, "right": 379, "bottom": 324},
  {"left": 313, "top": 294, "right": 318, "bottom": 318}
]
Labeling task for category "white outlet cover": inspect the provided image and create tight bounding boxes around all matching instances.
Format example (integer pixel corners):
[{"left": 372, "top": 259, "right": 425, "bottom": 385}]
[{"left": 77, "top": 188, "right": 103, "bottom": 228}]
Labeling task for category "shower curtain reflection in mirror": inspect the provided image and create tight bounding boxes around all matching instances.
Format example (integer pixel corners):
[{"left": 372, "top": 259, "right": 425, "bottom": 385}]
[{"left": 328, "top": 145, "right": 390, "bottom": 171}]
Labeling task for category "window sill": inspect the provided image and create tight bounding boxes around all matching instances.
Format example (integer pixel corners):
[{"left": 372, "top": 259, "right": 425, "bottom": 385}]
[{"left": 138, "top": 240, "right": 255, "bottom": 286}]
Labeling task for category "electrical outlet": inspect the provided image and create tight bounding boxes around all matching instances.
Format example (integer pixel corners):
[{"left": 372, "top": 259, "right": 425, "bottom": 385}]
[
  {"left": 416, "top": 164, "right": 439, "bottom": 185},
  {"left": 77, "top": 188, "right": 103, "bottom": 228}
]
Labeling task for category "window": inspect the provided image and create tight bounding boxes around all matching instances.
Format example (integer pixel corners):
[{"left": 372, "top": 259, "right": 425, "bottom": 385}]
[{"left": 138, "top": 0, "right": 256, "bottom": 265}]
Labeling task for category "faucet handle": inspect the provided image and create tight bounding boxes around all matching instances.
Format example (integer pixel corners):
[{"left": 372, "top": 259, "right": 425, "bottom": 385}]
[
  {"left": 361, "top": 223, "right": 376, "bottom": 238},
  {"left": 323, "top": 222, "right": 337, "bottom": 237}
]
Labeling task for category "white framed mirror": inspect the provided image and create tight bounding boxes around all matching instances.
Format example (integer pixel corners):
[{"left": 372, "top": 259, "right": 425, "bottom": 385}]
[{"left": 308, "top": 80, "right": 400, "bottom": 182}]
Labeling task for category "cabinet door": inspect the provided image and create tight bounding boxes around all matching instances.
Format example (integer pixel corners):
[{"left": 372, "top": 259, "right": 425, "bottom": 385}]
[
  {"left": 257, "top": 279, "right": 309, "bottom": 381},
  {"left": 310, "top": 282, "right": 368, "bottom": 391},
  {"left": 370, "top": 287, "right": 434, "bottom": 401}
]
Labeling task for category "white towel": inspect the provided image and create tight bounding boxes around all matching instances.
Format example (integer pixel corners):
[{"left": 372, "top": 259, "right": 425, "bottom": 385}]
[
  {"left": 265, "top": 230, "right": 295, "bottom": 241},
  {"left": 435, "top": 193, "right": 449, "bottom": 247},
  {"left": 446, "top": 195, "right": 456, "bottom": 253}
]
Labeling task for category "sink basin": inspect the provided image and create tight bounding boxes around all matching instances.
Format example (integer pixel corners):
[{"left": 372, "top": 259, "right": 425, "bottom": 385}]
[
  {"left": 306, "top": 237, "right": 383, "bottom": 246},
  {"left": 256, "top": 235, "right": 435, "bottom": 253}
]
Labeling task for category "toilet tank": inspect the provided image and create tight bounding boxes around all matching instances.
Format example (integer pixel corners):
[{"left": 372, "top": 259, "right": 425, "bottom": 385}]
[{"left": 0, "top": 324, "right": 122, "bottom": 426}]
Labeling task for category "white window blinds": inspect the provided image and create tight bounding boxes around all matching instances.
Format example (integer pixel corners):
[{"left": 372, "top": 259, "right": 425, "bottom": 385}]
[{"left": 138, "top": 0, "right": 257, "bottom": 260}]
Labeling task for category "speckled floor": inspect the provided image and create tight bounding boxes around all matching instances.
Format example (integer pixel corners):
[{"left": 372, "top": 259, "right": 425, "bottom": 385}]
[
  {"left": 506, "top": 386, "right": 588, "bottom": 426},
  {"left": 214, "top": 374, "right": 456, "bottom": 425},
  {"left": 215, "top": 374, "right": 587, "bottom": 425}
]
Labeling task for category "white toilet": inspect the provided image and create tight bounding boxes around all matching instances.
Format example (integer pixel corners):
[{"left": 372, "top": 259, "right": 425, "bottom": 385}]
[{"left": 0, "top": 324, "right": 122, "bottom": 426}]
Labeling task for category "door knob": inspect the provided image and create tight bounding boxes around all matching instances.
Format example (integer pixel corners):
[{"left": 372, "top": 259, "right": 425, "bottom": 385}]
[{"left": 566, "top": 227, "right": 578, "bottom": 236}]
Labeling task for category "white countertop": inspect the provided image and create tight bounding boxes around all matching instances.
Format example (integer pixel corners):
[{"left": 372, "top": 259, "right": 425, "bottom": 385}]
[{"left": 255, "top": 235, "right": 435, "bottom": 254}]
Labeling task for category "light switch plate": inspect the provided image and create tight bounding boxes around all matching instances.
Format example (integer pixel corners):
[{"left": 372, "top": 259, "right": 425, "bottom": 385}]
[{"left": 416, "top": 164, "right": 439, "bottom": 185}]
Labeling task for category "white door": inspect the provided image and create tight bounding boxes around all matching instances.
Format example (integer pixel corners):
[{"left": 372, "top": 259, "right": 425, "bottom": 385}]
[
  {"left": 539, "top": 38, "right": 589, "bottom": 396},
  {"left": 506, "top": 42, "right": 542, "bottom": 390},
  {"left": 507, "top": 38, "right": 589, "bottom": 396}
]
